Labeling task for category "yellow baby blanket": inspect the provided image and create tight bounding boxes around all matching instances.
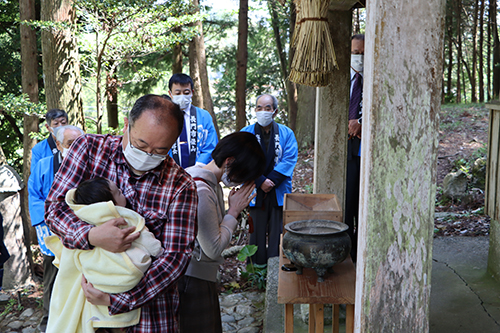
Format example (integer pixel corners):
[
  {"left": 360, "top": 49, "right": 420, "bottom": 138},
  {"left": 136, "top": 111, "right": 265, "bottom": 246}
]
[{"left": 46, "top": 189, "right": 162, "bottom": 333}]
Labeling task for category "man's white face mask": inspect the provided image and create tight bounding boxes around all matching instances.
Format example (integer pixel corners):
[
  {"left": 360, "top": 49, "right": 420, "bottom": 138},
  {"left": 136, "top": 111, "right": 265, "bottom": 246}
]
[
  {"left": 172, "top": 94, "right": 192, "bottom": 111},
  {"left": 256, "top": 111, "right": 274, "bottom": 127},
  {"left": 351, "top": 54, "right": 364, "bottom": 73},
  {"left": 123, "top": 127, "right": 166, "bottom": 171},
  {"left": 61, "top": 147, "right": 69, "bottom": 158}
]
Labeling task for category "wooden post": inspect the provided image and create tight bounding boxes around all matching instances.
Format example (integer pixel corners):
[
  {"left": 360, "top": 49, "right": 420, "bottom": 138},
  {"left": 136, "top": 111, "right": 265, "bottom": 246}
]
[
  {"left": 355, "top": 0, "right": 445, "bottom": 331},
  {"left": 485, "top": 101, "right": 500, "bottom": 281},
  {"left": 313, "top": 8, "right": 351, "bottom": 206}
]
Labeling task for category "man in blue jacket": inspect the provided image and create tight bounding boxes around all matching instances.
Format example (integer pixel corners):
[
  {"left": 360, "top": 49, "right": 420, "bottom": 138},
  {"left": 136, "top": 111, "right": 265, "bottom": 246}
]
[
  {"left": 28, "top": 125, "right": 84, "bottom": 332},
  {"left": 241, "top": 94, "right": 298, "bottom": 265},
  {"left": 168, "top": 73, "right": 218, "bottom": 168},
  {"left": 30, "top": 109, "right": 68, "bottom": 175}
]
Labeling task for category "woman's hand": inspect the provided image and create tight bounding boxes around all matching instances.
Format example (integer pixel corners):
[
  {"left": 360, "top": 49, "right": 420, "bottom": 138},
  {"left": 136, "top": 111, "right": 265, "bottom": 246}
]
[
  {"left": 81, "top": 275, "right": 111, "bottom": 306},
  {"left": 227, "top": 182, "right": 256, "bottom": 218}
]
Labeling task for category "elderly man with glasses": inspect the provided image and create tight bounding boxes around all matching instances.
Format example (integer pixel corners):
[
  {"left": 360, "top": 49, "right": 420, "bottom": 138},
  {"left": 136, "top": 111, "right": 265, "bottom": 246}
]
[{"left": 45, "top": 95, "right": 198, "bottom": 333}]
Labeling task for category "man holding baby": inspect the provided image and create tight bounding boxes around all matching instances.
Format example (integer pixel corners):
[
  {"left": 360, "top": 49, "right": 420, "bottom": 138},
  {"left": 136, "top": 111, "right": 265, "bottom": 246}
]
[{"left": 45, "top": 95, "right": 198, "bottom": 333}]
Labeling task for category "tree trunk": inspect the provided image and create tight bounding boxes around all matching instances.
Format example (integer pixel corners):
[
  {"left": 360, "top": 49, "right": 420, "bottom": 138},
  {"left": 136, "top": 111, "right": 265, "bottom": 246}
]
[
  {"left": 295, "top": 85, "right": 316, "bottom": 149},
  {"left": 479, "top": 0, "right": 485, "bottom": 102},
  {"left": 191, "top": 0, "right": 219, "bottom": 138},
  {"left": 492, "top": 0, "right": 500, "bottom": 99},
  {"left": 471, "top": 0, "right": 478, "bottom": 103},
  {"left": 268, "top": 0, "right": 297, "bottom": 130},
  {"left": 456, "top": 0, "right": 462, "bottom": 103},
  {"left": 106, "top": 68, "right": 119, "bottom": 129},
  {"left": 487, "top": 0, "right": 492, "bottom": 100},
  {"left": 19, "top": 0, "right": 38, "bottom": 271},
  {"left": 172, "top": 27, "right": 183, "bottom": 74},
  {"left": 287, "top": 1, "right": 298, "bottom": 132},
  {"left": 235, "top": 0, "right": 248, "bottom": 130},
  {"left": 189, "top": 36, "right": 203, "bottom": 109},
  {"left": 445, "top": 1, "right": 453, "bottom": 101},
  {"left": 40, "top": 0, "right": 84, "bottom": 128}
]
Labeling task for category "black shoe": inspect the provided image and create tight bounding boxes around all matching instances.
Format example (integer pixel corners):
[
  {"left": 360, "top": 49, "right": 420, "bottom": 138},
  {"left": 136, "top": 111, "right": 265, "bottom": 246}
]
[{"left": 38, "top": 315, "right": 48, "bottom": 333}]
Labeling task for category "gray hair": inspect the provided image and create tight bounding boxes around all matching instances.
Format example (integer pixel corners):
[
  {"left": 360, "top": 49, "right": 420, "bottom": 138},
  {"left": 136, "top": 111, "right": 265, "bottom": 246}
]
[
  {"left": 55, "top": 125, "right": 84, "bottom": 143},
  {"left": 255, "top": 94, "right": 279, "bottom": 110}
]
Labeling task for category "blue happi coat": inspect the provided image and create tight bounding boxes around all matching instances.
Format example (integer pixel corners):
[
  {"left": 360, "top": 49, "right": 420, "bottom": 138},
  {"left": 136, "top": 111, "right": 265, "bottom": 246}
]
[{"left": 241, "top": 121, "right": 298, "bottom": 207}]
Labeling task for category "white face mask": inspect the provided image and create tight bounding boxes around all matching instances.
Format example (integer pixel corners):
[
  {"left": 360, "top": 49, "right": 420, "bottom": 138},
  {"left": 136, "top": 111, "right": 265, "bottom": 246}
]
[
  {"left": 61, "top": 147, "right": 69, "bottom": 158},
  {"left": 351, "top": 54, "right": 364, "bottom": 73},
  {"left": 123, "top": 140, "right": 166, "bottom": 172},
  {"left": 221, "top": 170, "right": 240, "bottom": 188},
  {"left": 256, "top": 111, "right": 274, "bottom": 127},
  {"left": 172, "top": 94, "right": 192, "bottom": 110}
]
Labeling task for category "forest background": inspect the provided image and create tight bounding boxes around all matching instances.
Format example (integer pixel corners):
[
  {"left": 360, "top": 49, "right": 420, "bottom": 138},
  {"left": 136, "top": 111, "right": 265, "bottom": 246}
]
[{"left": 0, "top": 0, "right": 499, "bottom": 248}]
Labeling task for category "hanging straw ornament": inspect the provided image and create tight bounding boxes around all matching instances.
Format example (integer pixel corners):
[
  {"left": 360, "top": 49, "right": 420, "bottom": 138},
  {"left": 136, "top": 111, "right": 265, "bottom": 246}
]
[{"left": 289, "top": 0, "right": 338, "bottom": 87}]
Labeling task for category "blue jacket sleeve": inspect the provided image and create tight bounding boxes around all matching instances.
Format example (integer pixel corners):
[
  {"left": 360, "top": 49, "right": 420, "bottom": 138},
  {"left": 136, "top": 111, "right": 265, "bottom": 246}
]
[
  {"left": 28, "top": 158, "right": 53, "bottom": 227},
  {"left": 196, "top": 108, "right": 218, "bottom": 165}
]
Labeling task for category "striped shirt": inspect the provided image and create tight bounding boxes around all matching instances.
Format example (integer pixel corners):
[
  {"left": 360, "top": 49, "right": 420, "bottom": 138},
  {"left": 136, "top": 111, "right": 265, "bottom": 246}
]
[{"left": 45, "top": 134, "right": 198, "bottom": 332}]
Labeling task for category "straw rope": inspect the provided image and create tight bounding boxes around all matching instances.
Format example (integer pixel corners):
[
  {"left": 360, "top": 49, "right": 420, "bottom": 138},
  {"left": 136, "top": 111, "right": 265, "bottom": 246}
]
[{"left": 289, "top": 0, "right": 338, "bottom": 87}]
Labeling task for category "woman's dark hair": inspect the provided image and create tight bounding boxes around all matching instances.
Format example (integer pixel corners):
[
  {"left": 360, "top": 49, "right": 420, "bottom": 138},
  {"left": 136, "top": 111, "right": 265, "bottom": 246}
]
[
  {"left": 74, "top": 177, "right": 116, "bottom": 205},
  {"left": 211, "top": 132, "right": 266, "bottom": 183}
]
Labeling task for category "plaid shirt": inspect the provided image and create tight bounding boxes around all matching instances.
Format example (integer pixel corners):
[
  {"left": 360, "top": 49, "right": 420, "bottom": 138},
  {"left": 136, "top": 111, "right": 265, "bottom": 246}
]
[{"left": 45, "top": 134, "right": 198, "bottom": 332}]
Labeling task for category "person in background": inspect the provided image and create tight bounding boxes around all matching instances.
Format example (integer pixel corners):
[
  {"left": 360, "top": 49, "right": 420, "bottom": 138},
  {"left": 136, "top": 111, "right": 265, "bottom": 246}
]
[
  {"left": 178, "top": 132, "right": 265, "bottom": 332},
  {"left": 0, "top": 212, "right": 10, "bottom": 292},
  {"left": 45, "top": 95, "right": 198, "bottom": 333},
  {"left": 168, "top": 73, "right": 218, "bottom": 168},
  {"left": 30, "top": 109, "right": 68, "bottom": 175},
  {"left": 241, "top": 94, "right": 298, "bottom": 266},
  {"left": 345, "top": 34, "right": 365, "bottom": 262},
  {"left": 28, "top": 125, "right": 84, "bottom": 332}
]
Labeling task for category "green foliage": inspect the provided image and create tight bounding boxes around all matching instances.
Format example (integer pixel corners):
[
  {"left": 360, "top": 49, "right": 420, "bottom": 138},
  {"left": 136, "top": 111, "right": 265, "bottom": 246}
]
[
  {"left": 0, "top": 94, "right": 47, "bottom": 173},
  {"left": 236, "top": 245, "right": 267, "bottom": 290},
  {"left": 237, "top": 244, "right": 257, "bottom": 261}
]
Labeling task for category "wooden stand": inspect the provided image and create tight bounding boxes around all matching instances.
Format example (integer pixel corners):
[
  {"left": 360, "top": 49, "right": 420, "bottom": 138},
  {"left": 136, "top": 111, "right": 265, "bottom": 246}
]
[{"left": 277, "top": 239, "right": 356, "bottom": 333}]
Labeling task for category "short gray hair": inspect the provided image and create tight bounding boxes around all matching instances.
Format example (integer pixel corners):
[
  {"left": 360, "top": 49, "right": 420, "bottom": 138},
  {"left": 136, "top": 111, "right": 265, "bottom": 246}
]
[
  {"left": 255, "top": 94, "right": 278, "bottom": 110},
  {"left": 55, "top": 125, "right": 84, "bottom": 143}
]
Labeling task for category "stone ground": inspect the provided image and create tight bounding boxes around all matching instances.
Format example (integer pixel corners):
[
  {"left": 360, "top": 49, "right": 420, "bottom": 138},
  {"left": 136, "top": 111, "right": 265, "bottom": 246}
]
[{"left": 0, "top": 290, "right": 265, "bottom": 333}]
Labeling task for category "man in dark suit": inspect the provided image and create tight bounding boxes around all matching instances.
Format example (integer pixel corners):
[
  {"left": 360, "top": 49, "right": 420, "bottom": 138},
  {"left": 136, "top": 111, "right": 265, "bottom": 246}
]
[{"left": 345, "top": 34, "right": 364, "bottom": 263}]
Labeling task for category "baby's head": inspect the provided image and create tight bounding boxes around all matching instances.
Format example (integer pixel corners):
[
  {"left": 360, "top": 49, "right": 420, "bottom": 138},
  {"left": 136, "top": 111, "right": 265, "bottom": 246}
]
[{"left": 74, "top": 177, "right": 127, "bottom": 207}]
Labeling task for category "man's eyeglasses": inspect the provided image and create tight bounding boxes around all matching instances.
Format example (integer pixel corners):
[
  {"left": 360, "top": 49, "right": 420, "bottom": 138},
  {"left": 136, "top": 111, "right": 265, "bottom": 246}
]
[{"left": 128, "top": 128, "right": 168, "bottom": 159}]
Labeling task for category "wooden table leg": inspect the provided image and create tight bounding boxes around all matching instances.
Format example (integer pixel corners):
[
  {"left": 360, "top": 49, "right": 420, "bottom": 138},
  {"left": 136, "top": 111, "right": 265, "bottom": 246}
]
[
  {"left": 285, "top": 304, "right": 294, "bottom": 333},
  {"left": 332, "top": 304, "right": 339, "bottom": 333},
  {"left": 346, "top": 304, "right": 354, "bottom": 333},
  {"left": 314, "top": 304, "right": 324, "bottom": 333},
  {"left": 309, "top": 304, "right": 316, "bottom": 333}
]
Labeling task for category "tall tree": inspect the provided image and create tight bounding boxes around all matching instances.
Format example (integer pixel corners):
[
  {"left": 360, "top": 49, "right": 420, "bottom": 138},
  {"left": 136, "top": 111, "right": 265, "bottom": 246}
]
[
  {"left": 455, "top": 0, "right": 462, "bottom": 103},
  {"left": 172, "top": 27, "right": 183, "bottom": 74},
  {"left": 491, "top": 0, "right": 500, "bottom": 98},
  {"left": 19, "top": 0, "right": 39, "bottom": 254},
  {"left": 471, "top": 0, "right": 478, "bottom": 102},
  {"left": 268, "top": 0, "right": 297, "bottom": 131},
  {"left": 478, "top": 0, "right": 485, "bottom": 102},
  {"left": 41, "top": 0, "right": 84, "bottom": 127},
  {"left": 189, "top": 0, "right": 220, "bottom": 138},
  {"left": 445, "top": 0, "right": 453, "bottom": 101},
  {"left": 235, "top": 0, "right": 248, "bottom": 130}
]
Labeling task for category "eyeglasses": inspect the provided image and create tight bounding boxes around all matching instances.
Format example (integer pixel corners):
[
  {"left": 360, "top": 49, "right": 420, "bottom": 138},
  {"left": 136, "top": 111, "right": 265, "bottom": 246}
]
[{"left": 128, "top": 128, "right": 168, "bottom": 159}]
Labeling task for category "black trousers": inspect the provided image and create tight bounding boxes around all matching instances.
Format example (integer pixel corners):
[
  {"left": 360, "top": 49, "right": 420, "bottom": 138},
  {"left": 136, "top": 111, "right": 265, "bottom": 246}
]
[
  {"left": 178, "top": 275, "right": 222, "bottom": 333},
  {"left": 249, "top": 195, "right": 283, "bottom": 265},
  {"left": 42, "top": 255, "right": 58, "bottom": 316},
  {"left": 345, "top": 139, "right": 361, "bottom": 262}
]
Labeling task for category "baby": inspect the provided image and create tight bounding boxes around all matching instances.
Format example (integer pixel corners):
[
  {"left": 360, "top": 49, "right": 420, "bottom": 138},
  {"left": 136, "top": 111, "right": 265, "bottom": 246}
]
[
  {"left": 74, "top": 177, "right": 127, "bottom": 208},
  {"left": 46, "top": 177, "right": 162, "bottom": 333}
]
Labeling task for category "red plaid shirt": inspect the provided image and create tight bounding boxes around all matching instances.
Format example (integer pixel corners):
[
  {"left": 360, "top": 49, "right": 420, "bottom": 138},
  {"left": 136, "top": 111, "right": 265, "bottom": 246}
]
[{"left": 45, "top": 134, "right": 198, "bottom": 332}]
